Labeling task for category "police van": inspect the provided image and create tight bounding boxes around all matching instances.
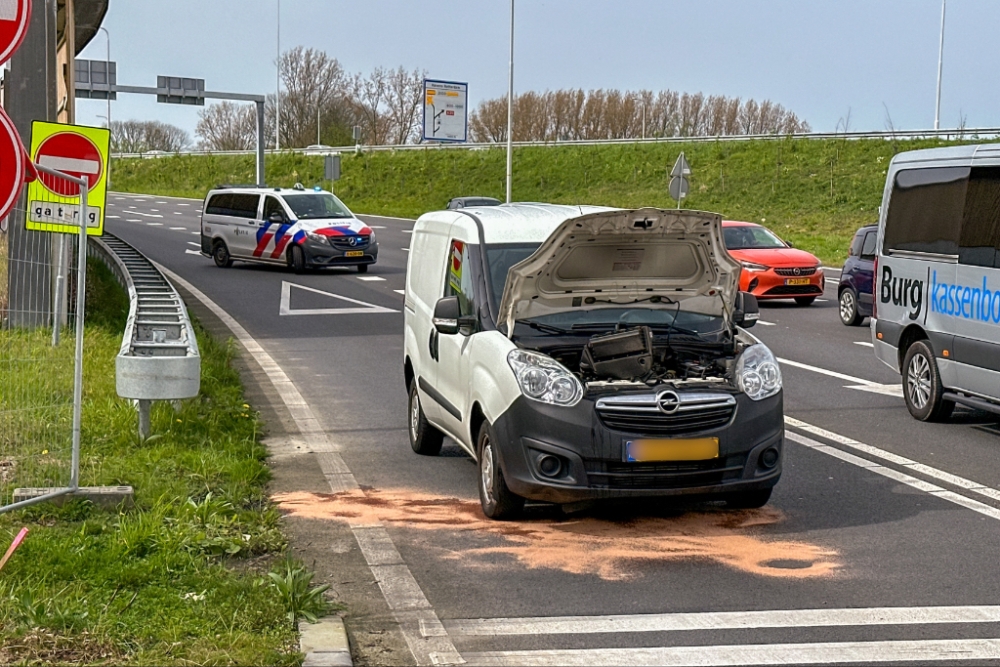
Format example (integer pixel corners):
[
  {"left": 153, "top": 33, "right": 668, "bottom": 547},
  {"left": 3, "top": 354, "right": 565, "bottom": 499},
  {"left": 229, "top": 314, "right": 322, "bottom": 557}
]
[{"left": 874, "top": 144, "right": 1000, "bottom": 421}]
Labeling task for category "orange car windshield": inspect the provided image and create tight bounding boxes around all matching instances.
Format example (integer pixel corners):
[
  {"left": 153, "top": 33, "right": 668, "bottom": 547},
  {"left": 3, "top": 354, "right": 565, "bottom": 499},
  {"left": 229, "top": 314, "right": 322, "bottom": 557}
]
[{"left": 723, "top": 226, "right": 786, "bottom": 250}]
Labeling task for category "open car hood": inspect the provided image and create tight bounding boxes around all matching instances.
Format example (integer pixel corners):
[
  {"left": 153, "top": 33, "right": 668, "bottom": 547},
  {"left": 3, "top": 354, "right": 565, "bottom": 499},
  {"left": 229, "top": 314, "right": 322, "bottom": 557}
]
[{"left": 497, "top": 208, "right": 741, "bottom": 335}]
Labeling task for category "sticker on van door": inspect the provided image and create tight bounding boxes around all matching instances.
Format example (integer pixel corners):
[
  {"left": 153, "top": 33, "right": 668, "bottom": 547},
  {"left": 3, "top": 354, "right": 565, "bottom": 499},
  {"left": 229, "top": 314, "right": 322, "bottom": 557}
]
[
  {"left": 879, "top": 264, "right": 924, "bottom": 321},
  {"left": 928, "top": 270, "right": 1000, "bottom": 324}
]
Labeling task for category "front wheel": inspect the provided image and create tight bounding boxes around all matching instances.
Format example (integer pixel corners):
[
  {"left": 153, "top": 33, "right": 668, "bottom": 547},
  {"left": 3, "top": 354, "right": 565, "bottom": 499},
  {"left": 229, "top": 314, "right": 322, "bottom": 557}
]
[
  {"left": 794, "top": 296, "right": 817, "bottom": 307},
  {"left": 477, "top": 422, "right": 524, "bottom": 520},
  {"left": 723, "top": 488, "right": 772, "bottom": 509},
  {"left": 408, "top": 382, "right": 443, "bottom": 456},
  {"left": 839, "top": 288, "right": 864, "bottom": 326},
  {"left": 357, "top": 263, "right": 369, "bottom": 274},
  {"left": 213, "top": 242, "right": 233, "bottom": 268},
  {"left": 902, "top": 340, "right": 954, "bottom": 422},
  {"left": 290, "top": 245, "right": 307, "bottom": 274}
]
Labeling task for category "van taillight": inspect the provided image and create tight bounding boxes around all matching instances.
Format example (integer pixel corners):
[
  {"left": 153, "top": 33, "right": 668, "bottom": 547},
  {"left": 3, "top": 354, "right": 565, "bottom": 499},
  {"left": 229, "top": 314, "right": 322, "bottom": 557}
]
[{"left": 872, "top": 256, "right": 878, "bottom": 320}]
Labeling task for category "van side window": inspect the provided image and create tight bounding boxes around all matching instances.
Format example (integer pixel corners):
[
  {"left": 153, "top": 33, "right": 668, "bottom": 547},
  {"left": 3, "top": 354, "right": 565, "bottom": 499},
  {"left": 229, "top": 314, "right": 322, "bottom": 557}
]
[
  {"left": 860, "top": 231, "right": 877, "bottom": 260},
  {"left": 263, "top": 196, "right": 286, "bottom": 222},
  {"left": 849, "top": 231, "right": 865, "bottom": 257},
  {"left": 960, "top": 167, "right": 1000, "bottom": 268},
  {"left": 884, "top": 167, "right": 969, "bottom": 256},
  {"left": 231, "top": 194, "right": 261, "bottom": 219},
  {"left": 206, "top": 193, "right": 232, "bottom": 216},
  {"left": 445, "top": 240, "right": 476, "bottom": 317}
]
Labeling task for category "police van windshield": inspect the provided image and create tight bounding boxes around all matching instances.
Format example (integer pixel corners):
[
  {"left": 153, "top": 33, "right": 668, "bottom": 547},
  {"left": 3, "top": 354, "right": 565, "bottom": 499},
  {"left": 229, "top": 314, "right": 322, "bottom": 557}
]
[{"left": 283, "top": 194, "right": 353, "bottom": 220}]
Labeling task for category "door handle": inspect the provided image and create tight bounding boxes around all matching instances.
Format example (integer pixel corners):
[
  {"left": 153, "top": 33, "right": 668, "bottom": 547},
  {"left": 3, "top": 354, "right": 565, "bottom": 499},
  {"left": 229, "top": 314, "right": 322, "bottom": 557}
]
[{"left": 428, "top": 330, "right": 439, "bottom": 362}]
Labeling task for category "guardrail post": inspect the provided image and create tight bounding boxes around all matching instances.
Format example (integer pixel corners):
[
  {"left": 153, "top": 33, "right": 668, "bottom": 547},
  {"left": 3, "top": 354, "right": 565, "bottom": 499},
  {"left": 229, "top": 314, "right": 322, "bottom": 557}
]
[{"left": 137, "top": 400, "right": 151, "bottom": 440}]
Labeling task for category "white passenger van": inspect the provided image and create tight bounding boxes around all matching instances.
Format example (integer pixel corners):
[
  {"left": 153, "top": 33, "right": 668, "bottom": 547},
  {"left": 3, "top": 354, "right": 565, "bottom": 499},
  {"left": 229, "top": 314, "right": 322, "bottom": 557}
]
[
  {"left": 874, "top": 144, "right": 1000, "bottom": 421},
  {"left": 403, "top": 203, "right": 783, "bottom": 519}
]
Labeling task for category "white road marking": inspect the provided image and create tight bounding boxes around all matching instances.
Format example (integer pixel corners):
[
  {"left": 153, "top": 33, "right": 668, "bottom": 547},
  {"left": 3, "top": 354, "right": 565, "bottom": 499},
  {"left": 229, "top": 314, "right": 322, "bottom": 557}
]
[
  {"left": 777, "top": 357, "right": 878, "bottom": 386},
  {"left": 106, "top": 215, "right": 120, "bottom": 219},
  {"left": 845, "top": 383, "right": 903, "bottom": 397},
  {"left": 402, "top": 248, "right": 410, "bottom": 252},
  {"left": 185, "top": 249, "right": 201, "bottom": 255},
  {"left": 370, "top": 225, "right": 387, "bottom": 229},
  {"left": 359, "top": 214, "right": 415, "bottom": 222},
  {"left": 187, "top": 242, "right": 199, "bottom": 247},
  {"left": 756, "top": 320, "right": 776, "bottom": 326},
  {"left": 825, "top": 278, "right": 839, "bottom": 286},
  {"left": 787, "top": 417, "right": 1000, "bottom": 506},
  {"left": 191, "top": 232, "right": 199, "bottom": 236},
  {"left": 447, "top": 605, "right": 1000, "bottom": 637},
  {"left": 170, "top": 227, "right": 186, "bottom": 231},
  {"left": 127, "top": 219, "right": 140, "bottom": 223},
  {"left": 854, "top": 341, "right": 874, "bottom": 348},
  {"left": 156, "top": 201, "right": 167, "bottom": 204},
  {"left": 177, "top": 203, "right": 190, "bottom": 206},
  {"left": 402, "top": 229, "right": 413, "bottom": 234},
  {"left": 150, "top": 209, "right": 159, "bottom": 212},
  {"left": 463, "top": 638, "right": 1000, "bottom": 666},
  {"left": 394, "top": 289, "right": 406, "bottom": 295},
  {"left": 146, "top": 222, "right": 163, "bottom": 226},
  {"left": 816, "top": 298, "right": 829, "bottom": 302},
  {"left": 279, "top": 281, "right": 397, "bottom": 316},
  {"left": 131, "top": 210, "right": 162, "bottom": 218},
  {"left": 173, "top": 211, "right": 183, "bottom": 215},
  {"left": 156, "top": 266, "right": 459, "bottom": 666},
  {"left": 357, "top": 276, "right": 385, "bottom": 282},
  {"left": 37, "top": 155, "right": 99, "bottom": 174}
]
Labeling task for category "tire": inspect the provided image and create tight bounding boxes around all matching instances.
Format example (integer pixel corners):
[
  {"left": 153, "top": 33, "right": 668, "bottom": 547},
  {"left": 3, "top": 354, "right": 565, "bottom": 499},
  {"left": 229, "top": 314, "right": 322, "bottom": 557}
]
[
  {"left": 724, "top": 488, "right": 772, "bottom": 509},
  {"left": 839, "top": 288, "right": 864, "bottom": 326},
  {"left": 408, "top": 382, "right": 443, "bottom": 456},
  {"left": 357, "top": 263, "right": 369, "bottom": 274},
  {"left": 290, "top": 245, "right": 307, "bottom": 274},
  {"left": 794, "top": 296, "right": 817, "bottom": 307},
  {"left": 902, "top": 340, "right": 954, "bottom": 422},
  {"left": 212, "top": 242, "right": 233, "bottom": 268},
  {"left": 477, "top": 421, "right": 524, "bottom": 520}
]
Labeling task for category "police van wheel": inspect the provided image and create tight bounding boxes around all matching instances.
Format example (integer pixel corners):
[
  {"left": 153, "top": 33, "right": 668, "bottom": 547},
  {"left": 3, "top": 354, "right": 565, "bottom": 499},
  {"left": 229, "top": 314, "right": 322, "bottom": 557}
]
[
  {"left": 903, "top": 340, "right": 954, "bottom": 422},
  {"left": 357, "top": 263, "right": 369, "bottom": 274},
  {"left": 213, "top": 242, "right": 233, "bottom": 268},
  {"left": 839, "top": 288, "right": 864, "bottom": 326},
  {"left": 290, "top": 246, "right": 307, "bottom": 274}
]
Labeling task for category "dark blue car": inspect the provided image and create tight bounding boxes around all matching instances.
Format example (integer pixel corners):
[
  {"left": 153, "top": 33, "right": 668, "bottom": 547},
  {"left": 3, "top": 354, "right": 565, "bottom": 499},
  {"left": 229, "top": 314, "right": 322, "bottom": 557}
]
[{"left": 838, "top": 224, "right": 878, "bottom": 326}]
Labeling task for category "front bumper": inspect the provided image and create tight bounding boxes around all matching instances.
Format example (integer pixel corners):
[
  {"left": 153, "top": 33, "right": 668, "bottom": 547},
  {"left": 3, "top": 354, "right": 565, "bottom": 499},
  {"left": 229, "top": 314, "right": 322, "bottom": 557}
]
[
  {"left": 304, "top": 240, "right": 379, "bottom": 267},
  {"left": 742, "top": 268, "right": 824, "bottom": 300},
  {"left": 491, "top": 388, "right": 783, "bottom": 504}
]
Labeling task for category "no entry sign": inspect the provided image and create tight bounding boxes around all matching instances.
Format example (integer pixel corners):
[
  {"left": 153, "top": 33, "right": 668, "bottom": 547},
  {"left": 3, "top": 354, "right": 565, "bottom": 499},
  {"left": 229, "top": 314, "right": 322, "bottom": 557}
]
[
  {"left": 0, "top": 106, "right": 26, "bottom": 222},
  {"left": 26, "top": 121, "right": 110, "bottom": 236},
  {"left": 0, "top": 0, "right": 30, "bottom": 64}
]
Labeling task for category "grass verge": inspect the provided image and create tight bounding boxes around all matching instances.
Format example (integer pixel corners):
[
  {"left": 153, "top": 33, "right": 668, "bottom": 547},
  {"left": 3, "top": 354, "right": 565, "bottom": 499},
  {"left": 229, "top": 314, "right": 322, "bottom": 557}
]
[
  {"left": 110, "top": 135, "right": 1000, "bottom": 265},
  {"left": 0, "top": 257, "right": 317, "bottom": 665}
]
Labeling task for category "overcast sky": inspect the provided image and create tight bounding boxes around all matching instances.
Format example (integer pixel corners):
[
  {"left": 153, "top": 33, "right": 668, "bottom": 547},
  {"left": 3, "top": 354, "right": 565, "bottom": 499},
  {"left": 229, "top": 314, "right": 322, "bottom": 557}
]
[{"left": 76, "top": 0, "right": 996, "bottom": 142}]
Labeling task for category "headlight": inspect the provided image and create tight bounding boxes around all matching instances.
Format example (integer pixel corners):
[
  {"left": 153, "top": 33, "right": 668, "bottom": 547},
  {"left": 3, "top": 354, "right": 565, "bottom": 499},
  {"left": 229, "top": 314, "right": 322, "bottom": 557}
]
[
  {"left": 307, "top": 232, "right": 328, "bottom": 244},
  {"left": 507, "top": 349, "right": 583, "bottom": 407},
  {"left": 740, "top": 261, "right": 770, "bottom": 272},
  {"left": 735, "top": 344, "right": 782, "bottom": 401},
  {"left": 368, "top": 230, "right": 377, "bottom": 244}
]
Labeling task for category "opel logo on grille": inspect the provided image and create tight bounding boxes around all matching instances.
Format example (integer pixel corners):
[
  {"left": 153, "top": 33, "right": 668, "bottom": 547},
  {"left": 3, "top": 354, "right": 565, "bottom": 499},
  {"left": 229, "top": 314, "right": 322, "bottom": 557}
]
[
  {"left": 348, "top": 236, "right": 358, "bottom": 247},
  {"left": 792, "top": 267, "right": 802, "bottom": 276},
  {"left": 656, "top": 390, "right": 681, "bottom": 415}
]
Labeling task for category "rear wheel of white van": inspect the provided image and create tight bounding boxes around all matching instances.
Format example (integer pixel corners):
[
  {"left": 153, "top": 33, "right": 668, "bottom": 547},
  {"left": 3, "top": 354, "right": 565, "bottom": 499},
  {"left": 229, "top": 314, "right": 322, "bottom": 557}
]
[
  {"left": 477, "top": 421, "right": 524, "bottom": 520},
  {"left": 212, "top": 241, "right": 233, "bottom": 268},
  {"left": 903, "top": 340, "right": 955, "bottom": 422},
  {"left": 408, "top": 382, "right": 443, "bottom": 456}
]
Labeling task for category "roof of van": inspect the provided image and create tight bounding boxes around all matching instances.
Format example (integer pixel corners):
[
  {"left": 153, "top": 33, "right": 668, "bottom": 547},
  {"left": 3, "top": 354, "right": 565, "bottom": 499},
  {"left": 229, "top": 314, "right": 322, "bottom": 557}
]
[
  {"left": 891, "top": 143, "right": 1000, "bottom": 165},
  {"left": 206, "top": 186, "right": 335, "bottom": 196},
  {"left": 435, "top": 202, "right": 619, "bottom": 244}
]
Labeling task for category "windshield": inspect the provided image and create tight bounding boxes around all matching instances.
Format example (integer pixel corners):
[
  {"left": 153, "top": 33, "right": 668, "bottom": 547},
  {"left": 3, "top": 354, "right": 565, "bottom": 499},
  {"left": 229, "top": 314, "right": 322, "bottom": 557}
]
[
  {"left": 485, "top": 243, "right": 541, "bottom": 308},
  {"left": 723, "top": 225, "right": 786, "bottom": 250},
  {"left": 283, "top": 194, "right": 353, "bottom": 220}
]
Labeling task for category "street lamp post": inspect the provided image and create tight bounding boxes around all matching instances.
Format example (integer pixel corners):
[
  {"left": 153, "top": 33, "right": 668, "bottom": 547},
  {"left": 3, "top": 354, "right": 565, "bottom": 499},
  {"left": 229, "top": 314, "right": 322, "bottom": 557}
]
[
  {"left": 505, "top": 0, "right": 514, "bottom": 204},
  {"left": 100, "top": 27, "right": 110, "bottom": 129},
  {"left": 276, "top": 0, "right": 281, "bottom": 150},
  {"left": 935, "top": 0, "right": 946, "bottom": 131}
]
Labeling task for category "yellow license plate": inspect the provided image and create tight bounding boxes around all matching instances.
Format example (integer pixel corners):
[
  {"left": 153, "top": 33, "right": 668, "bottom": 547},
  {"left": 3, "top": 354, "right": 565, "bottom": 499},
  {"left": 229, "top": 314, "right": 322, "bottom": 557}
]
[
  {"left": 625, "top": 438, "right": 719, "bottom": 462},
  {"left": 785, "top": 277, "right": 811, "bottom": 286},
  {"left": 345, "top": 250, "right": 364, "bottom": 257}
]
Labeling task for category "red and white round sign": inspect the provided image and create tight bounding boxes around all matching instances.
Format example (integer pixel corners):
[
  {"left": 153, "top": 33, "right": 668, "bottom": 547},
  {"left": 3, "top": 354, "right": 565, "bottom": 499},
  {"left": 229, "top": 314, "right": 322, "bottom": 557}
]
[
  {"left": 0, "top": 106, "right": 25, "bottom": 223},
  {"left": 0, "top": 0, "right": 31, "bottom": 64},
  {"left": 34, "top": 131, "right": 103, "bottom": 196}
]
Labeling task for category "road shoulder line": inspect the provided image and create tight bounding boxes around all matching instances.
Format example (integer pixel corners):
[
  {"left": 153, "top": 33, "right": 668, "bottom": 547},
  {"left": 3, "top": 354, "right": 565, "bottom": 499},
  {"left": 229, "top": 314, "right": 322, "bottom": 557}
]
[{"left": 156, "top": 263, "right": 461, "bottom": 667}]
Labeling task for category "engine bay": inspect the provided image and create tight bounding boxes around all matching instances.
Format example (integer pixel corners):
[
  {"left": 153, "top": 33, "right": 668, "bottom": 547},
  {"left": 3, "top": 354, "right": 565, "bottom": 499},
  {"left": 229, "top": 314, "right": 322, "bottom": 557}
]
[{"left": 527, "top": 325, "right": 745, "bottom": 390}]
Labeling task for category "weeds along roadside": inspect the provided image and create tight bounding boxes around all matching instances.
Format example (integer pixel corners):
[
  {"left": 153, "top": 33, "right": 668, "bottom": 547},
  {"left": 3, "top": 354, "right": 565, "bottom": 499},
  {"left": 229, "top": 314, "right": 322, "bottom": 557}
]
[{"left": 0, "top": 258, "right": 327, "bottom": 666}]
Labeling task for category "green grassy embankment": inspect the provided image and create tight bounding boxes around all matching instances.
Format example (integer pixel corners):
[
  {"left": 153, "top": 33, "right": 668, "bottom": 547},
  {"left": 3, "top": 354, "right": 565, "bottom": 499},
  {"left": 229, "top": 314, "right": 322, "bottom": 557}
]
[
  {"left": 0, "top": 258, "right": 321, "bottom": 665},
  {"left": 110, "top": 136, "right": 997, "bottom": 265}
]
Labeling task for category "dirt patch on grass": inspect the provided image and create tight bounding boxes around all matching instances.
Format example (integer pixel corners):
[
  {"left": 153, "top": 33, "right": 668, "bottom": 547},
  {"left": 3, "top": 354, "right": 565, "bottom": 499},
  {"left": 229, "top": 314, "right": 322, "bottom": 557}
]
[
  {"left": 0, "top": 629, "right": 125, "bottom": 665},
  {"left": 273, "top": 489, "right": 839, "bottom": 580}
]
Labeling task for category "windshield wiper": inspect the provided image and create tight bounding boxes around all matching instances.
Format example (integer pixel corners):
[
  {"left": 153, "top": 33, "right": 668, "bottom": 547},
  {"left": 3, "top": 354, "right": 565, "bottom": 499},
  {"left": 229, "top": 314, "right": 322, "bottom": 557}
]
[{"left": 521, "top": 319, "right": 573, "bottom": 335}]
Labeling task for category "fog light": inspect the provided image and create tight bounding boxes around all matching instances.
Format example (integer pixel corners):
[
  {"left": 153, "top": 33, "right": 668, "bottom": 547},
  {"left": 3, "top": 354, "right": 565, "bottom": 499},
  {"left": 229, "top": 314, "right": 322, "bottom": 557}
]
[
  {"left": 759, "top": 447, "right": 780, "bottom": 469},
  {"left": 538, "top": 454, "right": 563, "bottom": 478},
  {"left": 748, "top": 278, "right": 759, "bottom": 291}
]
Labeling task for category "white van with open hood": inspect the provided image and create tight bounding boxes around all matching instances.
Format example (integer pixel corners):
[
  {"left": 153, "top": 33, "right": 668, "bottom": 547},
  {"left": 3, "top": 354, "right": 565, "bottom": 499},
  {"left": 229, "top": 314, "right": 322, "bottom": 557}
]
[{"left": 403, "top": 203, "right": 782, "bottom": 519}]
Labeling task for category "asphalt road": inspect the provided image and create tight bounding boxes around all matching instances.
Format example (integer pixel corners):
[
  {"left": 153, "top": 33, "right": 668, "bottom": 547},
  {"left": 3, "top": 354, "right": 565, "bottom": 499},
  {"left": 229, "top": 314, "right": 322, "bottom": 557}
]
[{"left": 105, "top": 192, "right": 1000, "bottom": 666}]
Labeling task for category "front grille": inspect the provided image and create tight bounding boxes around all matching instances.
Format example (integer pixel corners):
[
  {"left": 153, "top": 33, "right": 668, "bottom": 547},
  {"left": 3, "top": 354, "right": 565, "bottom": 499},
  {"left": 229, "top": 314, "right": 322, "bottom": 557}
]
[
  {"left": 586, "top": 456, "right": 745, "bottom": 489},
  {"left": 774, "top": 267, "right": 817, "bottom": 277},
  {"left": 330, "top": 235, "right": 370, "bottom": 250},
  {"left": 763, "top": 285, "right": 823, "bottom": 296},
  {"left": 595, "top": 391, "right": 737, "bottom": 436}
]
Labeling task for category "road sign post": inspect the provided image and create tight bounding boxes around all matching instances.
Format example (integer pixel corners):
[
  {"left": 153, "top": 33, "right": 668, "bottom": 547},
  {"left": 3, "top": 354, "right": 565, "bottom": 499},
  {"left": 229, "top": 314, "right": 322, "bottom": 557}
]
[
  {"left": 669, "top": 152, "right": 692, "bottom": 209},
  {"left": 25, "top": 121, "right": 110, "bottom": 236},
  {"left": 423, "top": 79, "right": 468, "bottom": 143}
]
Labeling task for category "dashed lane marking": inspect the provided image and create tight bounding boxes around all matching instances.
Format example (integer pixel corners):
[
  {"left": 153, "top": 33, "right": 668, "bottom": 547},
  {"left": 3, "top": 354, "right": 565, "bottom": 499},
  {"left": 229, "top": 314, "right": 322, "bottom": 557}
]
[
  {"left": 357, "top": 276, "right": 385, "bottom": 282},
  {"left": 127, "top": 219, "right": 140, "bottom": 223},
  {"left": 187, "top": 242, "right": 199, "bottom": 247},
  {"left": 394, "top": 289, "right": 405, "bottom": 295},
  {"left": 146, "top": 222, "right": 163, "bottom": 226},
  {"left": 185, "top": 249, "right": 201, "bottom": 255},
  {"left": 756, "top": 321, "right": 776, "bottom": 326},
  {"left": 131, "top": 210, "right": 162, "bottom": 218},
  {"left": 170, "top": 227, "right": 186, "bottom": 231},
  {"left": 854, "top": 341, "right": 874, "bottom": 348},
  {"left": 778, "top": 357, "right": 902, "bottom": 398}
]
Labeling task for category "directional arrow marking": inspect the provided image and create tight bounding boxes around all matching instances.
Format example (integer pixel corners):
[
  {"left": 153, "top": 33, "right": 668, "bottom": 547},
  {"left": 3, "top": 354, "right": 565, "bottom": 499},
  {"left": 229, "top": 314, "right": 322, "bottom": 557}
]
[{"left": 279, "top": 281, "right": 398, "bottom": 316}]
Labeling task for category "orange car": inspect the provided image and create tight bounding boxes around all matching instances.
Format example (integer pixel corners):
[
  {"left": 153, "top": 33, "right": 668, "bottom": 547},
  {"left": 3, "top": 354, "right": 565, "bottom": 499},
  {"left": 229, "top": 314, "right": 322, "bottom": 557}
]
[{"left": 722, "top": 221, "right": 825, "bottom": 306}]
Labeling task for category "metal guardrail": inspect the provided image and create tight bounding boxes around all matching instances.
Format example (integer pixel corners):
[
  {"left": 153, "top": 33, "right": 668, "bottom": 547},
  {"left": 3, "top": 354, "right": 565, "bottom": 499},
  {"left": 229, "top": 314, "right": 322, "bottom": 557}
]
[
  {"left": 110, "top": 127, "right": 1000, "bottom": 160},
  {"left": 89, "top": 233, "right": 200, "bottom": 437}
]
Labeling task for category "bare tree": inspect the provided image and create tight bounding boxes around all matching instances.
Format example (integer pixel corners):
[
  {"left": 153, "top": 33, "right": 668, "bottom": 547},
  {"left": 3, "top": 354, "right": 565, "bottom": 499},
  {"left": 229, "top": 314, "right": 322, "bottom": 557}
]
[
  {"left": 276, "top": 46, "right": 351, "bottom": 148},
  {"left": 350, "top": 67, "right": 393, "bottom": 145},
  {"left": 196, "top": 101, "right": 258, "bottom": 150},
  {"left": 110, "top": 120, "right": 189, "bottom": 153},
  {"left": 383, "top": 66, "right": 426, "bottom": 145}
]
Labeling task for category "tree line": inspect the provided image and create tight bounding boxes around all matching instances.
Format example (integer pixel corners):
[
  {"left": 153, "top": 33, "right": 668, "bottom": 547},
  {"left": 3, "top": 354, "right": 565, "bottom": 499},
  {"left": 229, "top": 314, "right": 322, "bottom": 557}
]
[{"left": 470, "top": 89, "right": 810, "bottom": 143}]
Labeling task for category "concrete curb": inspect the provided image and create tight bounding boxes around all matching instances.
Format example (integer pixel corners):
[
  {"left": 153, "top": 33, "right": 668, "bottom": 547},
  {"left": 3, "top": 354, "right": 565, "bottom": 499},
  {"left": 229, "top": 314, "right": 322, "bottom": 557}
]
[{"left": 300, "top": 617, "right": 352, "bottom": 667}]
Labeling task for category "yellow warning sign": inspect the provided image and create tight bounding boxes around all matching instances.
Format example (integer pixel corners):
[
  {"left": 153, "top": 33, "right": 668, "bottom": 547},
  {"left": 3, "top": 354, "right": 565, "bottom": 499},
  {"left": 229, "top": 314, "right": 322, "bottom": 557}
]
[{"left": 25, "top": 121, "right": 111, "bottom": 235}]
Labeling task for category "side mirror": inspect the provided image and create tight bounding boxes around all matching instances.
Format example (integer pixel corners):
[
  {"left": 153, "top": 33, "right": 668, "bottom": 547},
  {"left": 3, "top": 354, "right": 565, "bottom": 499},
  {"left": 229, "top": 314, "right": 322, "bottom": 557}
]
[
  {"left": 268, "top": 211, "right": 285, "bottom": 224},
  {"left": 433, "top": 296, "right": 462, "bottom": 335},
  {"left": 784, "top": 240, "right": 795, "bottom": 248},
  {"left": 733, "top": 292, "right": 759, "bottom": 328}
]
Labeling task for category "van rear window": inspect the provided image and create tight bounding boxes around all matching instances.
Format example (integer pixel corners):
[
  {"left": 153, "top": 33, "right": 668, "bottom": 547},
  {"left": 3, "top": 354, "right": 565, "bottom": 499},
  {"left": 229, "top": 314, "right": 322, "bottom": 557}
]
[{"left": 884, "top": 167, "right": 968, "bottom": 257}]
